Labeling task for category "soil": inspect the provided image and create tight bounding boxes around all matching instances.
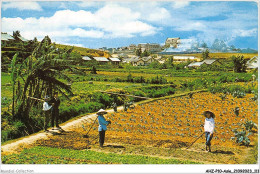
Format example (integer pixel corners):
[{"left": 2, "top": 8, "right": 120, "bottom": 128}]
[{"left": 1, "top": 106, "right": 257, "bottom": 164}]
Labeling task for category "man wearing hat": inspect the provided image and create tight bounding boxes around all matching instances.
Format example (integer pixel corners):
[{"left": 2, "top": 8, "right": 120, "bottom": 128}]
[
  {"left": 203, "top": 111, "right": 215, "bottom": 152},
  {"left": 43, "top": 96, "right": 52, "bottom": 132},
  {"left": 50, "top": 92, "right": 61, "bottom": 130},
  {"left": 97, "top": 109, "right": 111, "bottom": 147}
]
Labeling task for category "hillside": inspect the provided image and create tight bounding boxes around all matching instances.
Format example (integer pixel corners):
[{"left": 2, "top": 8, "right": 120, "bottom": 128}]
[{"left": 55, "top": 44, "right": 110, "bottom": 58}]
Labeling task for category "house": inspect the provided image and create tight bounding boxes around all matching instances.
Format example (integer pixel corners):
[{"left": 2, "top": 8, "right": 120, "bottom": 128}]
[
  {"left": 1, "top": 33, "right": 14, "bottom": 47},
  {"left": 201, "top": 59, "right": 221, "bottom": 65},
  {"left": 187, "top": 62, "right": 205, "bottom": 68},
  {"left": 109, "top": 57, "right": 121, "bottom": 65},
  {"left": 127, "top": 56, "right": 144, "bottom": 66},
  {"left": 165, "top": 37, "right": 180, "bottom": 48},
  {"left": 82, "top": 56, "right": 92, "bottom": 61},
  {"left": 147, "top": 43, "right": 161, "bottom": 52},
  {"left": 173, "top": 56, "right": 198, "bottom": 62},
  {"left": 137, "top": 43, "right": 161, "bottom": 53},
  {"left": 17, "top": 36, "right": 28, "bottom": 42},
  {"left": 142, "top": 56, "right": 155, "bottom": 65},
  {"left": 1, "top": 33, "right": 14, "bottom": 41},
  {"left": 246, "top": 56, "right": 258, "bottom": 69},
  {"left": 128, "top": 44, "right": 136, "bottom": 51},
  {"left": 93, "top": 57, "right": 109, "bottom": 64}
]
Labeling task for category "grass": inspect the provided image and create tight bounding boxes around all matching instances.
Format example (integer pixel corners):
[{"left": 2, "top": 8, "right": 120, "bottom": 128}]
[{"left": 1, "top": 146, "right": 200, "bottom": 164}]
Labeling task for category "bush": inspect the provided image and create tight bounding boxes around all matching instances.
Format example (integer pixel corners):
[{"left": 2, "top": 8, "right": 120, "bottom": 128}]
[{"left": 232, "top": 129, "right": 251, "bottom": 146}]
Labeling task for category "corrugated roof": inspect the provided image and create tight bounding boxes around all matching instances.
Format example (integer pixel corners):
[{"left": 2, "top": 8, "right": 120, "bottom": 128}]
[
  {"left": 82, "top": 56, "right": 92, "bottom": 61},
  {"left": 109, "top": 58, "right": 121, "bottom": 62},
  {"left": 129, "top": 57, "right": 140, "bottom": 62},
  {"left": 142, "top": 57, "right": 152, "bottom": 62},
  {"left": 247, "top": 56, "right": 258, "bottom": 69},
  {"left": 18, "top": 36, "right": 28, "bottom": 42},
  {"left": 202, "top": 59, "right": 217, "bottom": 65},
  {"left": 188, "top": 62, "right": 205, "bottom": 67},
  {"left": 93, "top": 57, "right": 109, "bottom": 62},
  {"left": 1, "top": 33, "right": 14, "bottom": 41}
]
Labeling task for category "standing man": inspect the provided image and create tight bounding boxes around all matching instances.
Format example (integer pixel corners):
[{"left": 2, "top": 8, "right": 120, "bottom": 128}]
[
  {"left": 97, "top": 109, "right": 111, "bottom": 147},
  {"left": 50, "top": 92, "right": 61, "bottom": 130},
  {"left": 43, "top": 95, "right": 52, "bottom": 132}
]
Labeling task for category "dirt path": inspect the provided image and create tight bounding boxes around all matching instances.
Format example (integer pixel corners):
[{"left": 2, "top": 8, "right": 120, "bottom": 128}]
[{"left": 1, "top": 107, "right": 123, "bottom": 155}]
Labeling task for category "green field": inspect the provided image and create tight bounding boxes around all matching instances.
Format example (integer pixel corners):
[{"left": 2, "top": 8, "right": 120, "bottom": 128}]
[{"left": 2, "top": 146, "right": 199, "bottom": 164}]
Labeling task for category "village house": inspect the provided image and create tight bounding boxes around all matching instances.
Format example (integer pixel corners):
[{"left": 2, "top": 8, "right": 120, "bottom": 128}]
[
  {"left": 109, "top": 57, "right": 121, "bottom": 65},
  {"left": 142, "top": 56, "right": 155, "bottom": 65},
  {"left": 128, "top": 44, "right": 136, "bottom": 51},
  {"left": 201, "top": 59, "right": 222, "bottom": 66},
  {"left": 137, "top": 43, "right": 161, "bottom": 53},
  {"left": 187, "top": 62, "right": 206, "bottom": 68},
  {"left": 246, "top": 56, "right": 258, "bottom": 70},
  {"left": 165, "top": 37, "right": 180, "bottom": 48},
  {"left": 1, "top": 33, "right": 14, "bottom": 47},
  {"left": 173, "top": 56, "right": 199, "bottom": 62},
  {"left": 93, "top": 57, "right": 109, "bottom": 64},
  {"left": 82, "top": 56, "right": 92, "bottom": 61}
]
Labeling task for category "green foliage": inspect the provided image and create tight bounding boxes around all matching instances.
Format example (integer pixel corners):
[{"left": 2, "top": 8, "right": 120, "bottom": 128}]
[
  {"left": 244, "top": 120, "right": 257, "bottom": 132},
  {"left": 232, "top": 55, "right": 247, "bottom": 73},
  {"left": 141, "top": 49, "right": 150, "bottom": 57},
  {"left": 232, "top": 119, "right": 256, "bottom": 146},
  {"left": 202, "top": 49, "right": 210, "bottom": 60},
  {"left": 135, "top": 48, "right": 142, "bottom": 57},
  {"left": 91, "top": 66, "right": 97, "bottom": 74},
  {"left": 232, "top": 129, "right": 251, "bottom": 146},
  {"left": 2, "top": 146, "right": 200, "bottom": 164}
]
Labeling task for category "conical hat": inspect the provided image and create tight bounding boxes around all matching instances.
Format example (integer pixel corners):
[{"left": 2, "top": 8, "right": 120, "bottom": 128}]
[{"left": 97, "top": 109, "right": 107, "bottom": 114}]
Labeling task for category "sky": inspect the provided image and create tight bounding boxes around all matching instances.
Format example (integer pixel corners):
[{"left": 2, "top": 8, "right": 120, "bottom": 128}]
[{"left": 1, "top": 1, "right": 258, "bottom": 49}]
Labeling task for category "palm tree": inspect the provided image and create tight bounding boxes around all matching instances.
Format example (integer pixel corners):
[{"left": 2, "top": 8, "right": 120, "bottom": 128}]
[{"left": 15, "top": 36, "right": 80, "bottom": 133}]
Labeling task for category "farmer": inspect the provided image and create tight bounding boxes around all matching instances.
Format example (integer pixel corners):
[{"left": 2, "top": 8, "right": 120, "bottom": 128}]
[
  {"left": 43, "top": 95, "right": 52, "bottom": 132},
  {"left": 203, "top": 111, "right": 215, "bottom": 152},
  {"left": 50, "top": 92, "right": 61, "bottom": 130},
  {"left": 97, "top": 109, "right": 111, "bottom": 147},
  {"left": 112, "top": 102, "right": 117, "bottom": 112}
]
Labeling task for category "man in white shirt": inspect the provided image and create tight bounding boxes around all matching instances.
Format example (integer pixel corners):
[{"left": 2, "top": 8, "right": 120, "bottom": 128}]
[
  {"left": 204, "top": 111, "right": 215, "bottom": 152},
  {"left": 43, "top": 96, "right": 52, "bottom": 132}
]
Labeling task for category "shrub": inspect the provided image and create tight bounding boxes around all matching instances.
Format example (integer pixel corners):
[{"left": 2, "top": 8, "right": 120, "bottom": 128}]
[{"left": 232, "top": 129, "right": 251, "bottom": 146}]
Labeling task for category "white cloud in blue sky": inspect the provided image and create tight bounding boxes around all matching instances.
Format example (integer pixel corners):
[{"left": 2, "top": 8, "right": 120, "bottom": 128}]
[
  {"left": 1, "top": 1, "right": 258, "bottom": 49},
  {"left": 2, "top": 1, "right": 42, "bottom": 11}
]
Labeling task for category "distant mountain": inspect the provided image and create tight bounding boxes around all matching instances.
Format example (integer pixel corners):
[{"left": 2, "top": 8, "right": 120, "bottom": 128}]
[
  {"left": 210, "top": 39, "right": 228, "bottom": 52},
  {"left": 240, "top": 48, "right": 258, "bottom": 54}
]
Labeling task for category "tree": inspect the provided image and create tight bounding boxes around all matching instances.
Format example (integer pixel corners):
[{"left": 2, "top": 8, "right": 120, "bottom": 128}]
[
  {"left": 232, "top": 55, "right": 247, "bottom": 73},
  {"left": 165, "top": 56, "right": 173, "bottom": 69},
  {"left": 14, "top": 36, "right": 80, "bottom": 134},
  {"left": 12, "top": 30, "right": 21, "bottom": 41},
  {"left": 141, "top": 49, "right": 150, "bottom": 57},
  {"left": 91, "top": 66, "right": 97, "bottom": 74},
  {"left": 202, "top": 49, "right": 210, "bottom": 60},
  {"left": 135, "top": 48, "right": 142, "bottom": 57}
]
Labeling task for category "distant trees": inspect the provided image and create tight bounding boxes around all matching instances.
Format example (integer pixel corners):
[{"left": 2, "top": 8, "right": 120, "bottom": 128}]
[
  {"left": 232, "top": 55, "right": 247, "bottom": 73},
  {"left": 202, "top": 49, "right": 210, "bottom": 60},
  {"left": 135, "top": 48, "right": 142, "bottom": 56},
  {"left": 12, "top": 30, "right": 21, "bottom": 41}
]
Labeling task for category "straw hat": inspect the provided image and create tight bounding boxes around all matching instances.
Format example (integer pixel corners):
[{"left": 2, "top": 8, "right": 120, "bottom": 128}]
[
  {"left": 97, "top": 109, "right": 107, "bottom": 114},
  {"left": 203, "top": 111, "right": 215, "bottom": 118}
]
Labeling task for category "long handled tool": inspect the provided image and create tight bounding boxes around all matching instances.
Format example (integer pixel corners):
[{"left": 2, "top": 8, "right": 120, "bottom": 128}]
[
  {"left": 82, "top": 116, "right": 98, "bottom": 138},
  {"left": 186, "top": 132, "right": 204, "bottom": 149},
  {"left": 27, "top": 96, "right": 44, "bottom": 102}
]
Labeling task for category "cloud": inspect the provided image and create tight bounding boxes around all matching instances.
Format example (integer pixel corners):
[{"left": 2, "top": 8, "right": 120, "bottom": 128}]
[
  {"left": 172, "top": 1, "right": 190, "bottom": 8},
  {"left": 2, "top": 2, "right": 42, "bottom": 11},
  {"left": 2, "top": 4, "right": 158, "bottom": 41},
  {"left": 232, "top": 28, "right": 258, "bottom": 37}
]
